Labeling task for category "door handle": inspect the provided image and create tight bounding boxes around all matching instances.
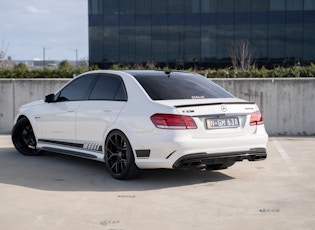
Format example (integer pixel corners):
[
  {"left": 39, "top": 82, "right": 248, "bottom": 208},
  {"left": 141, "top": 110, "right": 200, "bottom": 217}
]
[
  {"left": 103, "top": 107, "right": 113, "bottom": 112},
  {"left": 67, "top": 107, "right": 76, "bottom": 113}
]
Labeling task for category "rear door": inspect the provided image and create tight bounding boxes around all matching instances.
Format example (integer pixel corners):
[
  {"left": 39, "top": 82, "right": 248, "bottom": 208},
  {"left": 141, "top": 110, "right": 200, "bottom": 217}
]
[{"left": 75, "top": 74, "right": 127, "bottom": 148}]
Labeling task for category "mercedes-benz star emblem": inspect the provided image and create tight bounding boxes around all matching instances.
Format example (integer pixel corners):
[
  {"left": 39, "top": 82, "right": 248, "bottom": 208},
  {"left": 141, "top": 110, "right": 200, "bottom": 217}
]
[{"left": 221, "top": 105, "right": 227, "bottom": 112}]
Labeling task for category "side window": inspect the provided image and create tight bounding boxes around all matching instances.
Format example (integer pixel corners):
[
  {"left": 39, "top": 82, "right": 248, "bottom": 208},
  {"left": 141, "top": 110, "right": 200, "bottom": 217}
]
[
  {"left": 57, "top": 75, "right": 97, "bottom": 101},
  {"left": 89, "top": 74, "right": 127, "bottom": 101}
]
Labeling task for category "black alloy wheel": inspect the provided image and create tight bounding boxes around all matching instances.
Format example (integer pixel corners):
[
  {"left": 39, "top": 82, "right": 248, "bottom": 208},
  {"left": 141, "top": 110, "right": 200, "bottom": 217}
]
[
  {"left": 11, "top": 117, "right": 41, "bottom": 156},
  {"left": 105, "top": 130, "right": 139, "bottom": 180}
]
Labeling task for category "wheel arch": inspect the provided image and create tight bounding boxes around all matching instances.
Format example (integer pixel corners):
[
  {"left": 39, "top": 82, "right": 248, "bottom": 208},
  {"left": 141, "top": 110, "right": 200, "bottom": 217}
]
[
  {"left": 103, "top": 128, "right": 134, "bottom": 152},
  {"left": 14, "top": 114, "right": 41, "bottom": 141},
  {"left": 102, "top": 127, "right": 139, "bottom": 162},
  {"left": 15, "top": 114, "right": 28, "bottom": 122},
  {"left": 14, "top": 113, "right": 35, "bottom": 125}
]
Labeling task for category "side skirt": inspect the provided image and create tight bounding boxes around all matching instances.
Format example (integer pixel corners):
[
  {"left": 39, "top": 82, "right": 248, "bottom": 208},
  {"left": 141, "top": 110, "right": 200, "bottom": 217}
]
[
  {"left": 38, "top": 139, "right": 104, "bottom": 161},
  {"left": 41, "top": 146, "right": 98, "bottom": 159}
]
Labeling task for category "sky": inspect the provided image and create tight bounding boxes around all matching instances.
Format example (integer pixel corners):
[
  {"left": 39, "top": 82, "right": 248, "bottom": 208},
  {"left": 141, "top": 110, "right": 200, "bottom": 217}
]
[{"left": 0, "top": 0, "right": 88, "bottom": 61}]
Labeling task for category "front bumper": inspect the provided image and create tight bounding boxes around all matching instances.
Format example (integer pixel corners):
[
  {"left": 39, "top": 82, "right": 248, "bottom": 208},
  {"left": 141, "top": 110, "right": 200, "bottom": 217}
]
[{"left": 173, "top": 148, "right": 267, "bottom": 168}]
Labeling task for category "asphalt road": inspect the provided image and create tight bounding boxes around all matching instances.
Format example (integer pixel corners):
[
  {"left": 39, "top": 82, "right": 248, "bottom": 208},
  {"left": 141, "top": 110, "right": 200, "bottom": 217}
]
[{"left": 0, "top": 135, "right": 314, "bottom": 230}]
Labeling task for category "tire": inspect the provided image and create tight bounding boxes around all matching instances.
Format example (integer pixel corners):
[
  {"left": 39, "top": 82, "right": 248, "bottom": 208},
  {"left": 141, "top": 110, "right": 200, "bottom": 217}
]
[
  {"left": 206, "top": 160, "right": 235, "bottom": 170},
  {"left": 11, "top": 117, "right": 41, "bottom": 156},
  {"left": 104, "top": 130, "right": 139, "bottom": 180}
]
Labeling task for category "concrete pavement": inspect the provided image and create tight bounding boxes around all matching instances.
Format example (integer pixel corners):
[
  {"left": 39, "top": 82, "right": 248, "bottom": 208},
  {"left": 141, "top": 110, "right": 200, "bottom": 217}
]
[{"left": 0, "top": 135, "right": 314, "bottom": 230}]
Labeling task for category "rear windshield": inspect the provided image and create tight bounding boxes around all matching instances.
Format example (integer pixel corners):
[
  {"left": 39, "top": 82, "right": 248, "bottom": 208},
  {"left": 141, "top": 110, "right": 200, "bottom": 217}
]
[{"left": 132, "top": 72, "right": 234, "bottom": 100}]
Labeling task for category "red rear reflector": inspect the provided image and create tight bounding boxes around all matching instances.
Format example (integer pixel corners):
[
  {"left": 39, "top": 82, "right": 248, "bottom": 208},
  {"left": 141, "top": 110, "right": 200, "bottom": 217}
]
[
  {"left": 151, "top": 114, "right": 197, "bottom": 129},
  {"left": 250, "top": 111, "right": 264, "bottom": 126}
]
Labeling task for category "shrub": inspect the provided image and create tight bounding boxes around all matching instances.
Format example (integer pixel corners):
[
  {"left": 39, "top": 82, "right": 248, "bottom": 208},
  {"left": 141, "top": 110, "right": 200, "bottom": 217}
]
[{"left": 0, "top": 63, "right": 314, "bottom": 78}]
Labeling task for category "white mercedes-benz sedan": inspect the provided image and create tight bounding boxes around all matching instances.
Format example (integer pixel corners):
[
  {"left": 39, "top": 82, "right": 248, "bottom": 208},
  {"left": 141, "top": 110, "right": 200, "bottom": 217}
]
[{"left": 12, "top": 70, "right": 268, "bottom": 179}]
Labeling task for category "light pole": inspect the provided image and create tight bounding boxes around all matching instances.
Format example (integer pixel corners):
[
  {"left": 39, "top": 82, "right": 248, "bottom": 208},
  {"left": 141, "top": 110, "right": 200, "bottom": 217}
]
[
  {"left": 69, "top": 48, "right": 78, "bottom": 67},
  {"left": 43, "top": 46, "right": 53, "bottom": 68}
]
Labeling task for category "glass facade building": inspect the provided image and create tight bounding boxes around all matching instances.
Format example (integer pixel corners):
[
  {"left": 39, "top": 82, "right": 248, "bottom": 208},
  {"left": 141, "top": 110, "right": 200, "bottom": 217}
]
[{"left": 88, "top": 0, "right": 315, "bottom": 68}]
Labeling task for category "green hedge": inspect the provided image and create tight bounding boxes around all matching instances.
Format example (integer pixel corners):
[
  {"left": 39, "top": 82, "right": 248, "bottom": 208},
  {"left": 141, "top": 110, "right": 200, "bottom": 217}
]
[
  {"left": 0, "top": 63, "right": 315, "bottom": 78},
  {"left": 0, "top": 64, "right": 98, "bottom": 79},
  {"left": 199, "top": 64, "right": 315, "bottom": 78}
]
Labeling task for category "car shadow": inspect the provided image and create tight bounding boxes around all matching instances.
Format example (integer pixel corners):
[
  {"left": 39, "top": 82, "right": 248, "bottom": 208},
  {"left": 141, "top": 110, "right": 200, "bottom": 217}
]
[{"left": 0, "top": 148, "right": 234, "bottom": 192}]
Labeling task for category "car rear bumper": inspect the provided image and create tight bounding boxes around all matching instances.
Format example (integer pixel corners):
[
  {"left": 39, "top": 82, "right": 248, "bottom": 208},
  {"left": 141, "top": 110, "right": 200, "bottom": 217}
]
[
  {"left": 131, "top": 127, "right": 268, "bottom": 169},
  {"left": 172, "top": 148, "right": 267, "bottom": 169}
]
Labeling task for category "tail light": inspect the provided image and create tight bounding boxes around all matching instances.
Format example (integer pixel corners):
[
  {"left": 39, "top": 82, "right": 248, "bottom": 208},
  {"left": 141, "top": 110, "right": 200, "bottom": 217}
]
[
  {"left": 151, "top": 114, "right": 197, "bottom": 129},
  {"left": 250, "top": 111, "right": 264, "bottom": 126}
]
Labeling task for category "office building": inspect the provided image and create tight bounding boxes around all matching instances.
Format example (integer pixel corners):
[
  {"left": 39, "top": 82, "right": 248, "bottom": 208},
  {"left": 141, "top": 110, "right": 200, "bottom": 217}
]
[{"left": 88, "top": 0, "right": 315, "bottom": 68}]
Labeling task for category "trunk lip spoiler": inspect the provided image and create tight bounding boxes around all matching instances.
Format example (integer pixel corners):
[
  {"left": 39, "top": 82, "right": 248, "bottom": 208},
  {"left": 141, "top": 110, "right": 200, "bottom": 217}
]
[{"left": 174, "top": 102, "right": 255, "bottom": 108}]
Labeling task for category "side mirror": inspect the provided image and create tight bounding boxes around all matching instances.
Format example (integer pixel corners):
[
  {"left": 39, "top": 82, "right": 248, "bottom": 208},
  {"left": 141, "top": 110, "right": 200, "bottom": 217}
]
[{"left": 45, "top": 94, "right": 55, "bottom": 103}]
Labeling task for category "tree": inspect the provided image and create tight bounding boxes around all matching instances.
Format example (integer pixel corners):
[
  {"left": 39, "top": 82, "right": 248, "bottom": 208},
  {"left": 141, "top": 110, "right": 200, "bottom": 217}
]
[
  {"left": 14, "top": 62, "right": 28, "bottom": 70},
  {"left": 58, "top": 60, "right": 73, "bottom": 70},
  {"left": 229, "top": 40, "right": 256, "bottom": 70},
  {"left": 0, "top": 38, "right": 11, "bottom": 69}
]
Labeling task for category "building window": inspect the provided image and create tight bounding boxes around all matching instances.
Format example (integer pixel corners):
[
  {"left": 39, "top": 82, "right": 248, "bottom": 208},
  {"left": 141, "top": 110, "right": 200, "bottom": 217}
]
[
  {"left": 103, "top": 0, "right": 119, "bottom": 14},
  {"left": 218, "top": 0, "right": 234, "bottom": 12},
  {"left": 286, "top": 0, "right": 303, "bottom": 11},
  {"left": 152, "top": 0, "right": 168, "bottom": 13},
  {"left": 269, "top": 0, "right": 285, "bottom": 11},
  {"left": 201, "top": 0, "right": 217, "bottom": 13},
  {"left": 304, "top": 0, "right": 315, "bottom": 10},
  {"left": 252, "top": 0, "right": 269, "bottom": 11}
]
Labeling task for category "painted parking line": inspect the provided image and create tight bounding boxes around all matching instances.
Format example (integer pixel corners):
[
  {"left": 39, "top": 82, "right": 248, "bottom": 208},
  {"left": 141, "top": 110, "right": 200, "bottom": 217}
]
[{"left": 272, "top": 138, "right": 298, "bottom": 174}]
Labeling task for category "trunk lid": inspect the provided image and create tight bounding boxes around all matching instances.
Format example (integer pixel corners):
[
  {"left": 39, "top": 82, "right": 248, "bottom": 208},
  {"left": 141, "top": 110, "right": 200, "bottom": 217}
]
[{"left": 157, "top": 98, "right": 259, "bottom": 138}]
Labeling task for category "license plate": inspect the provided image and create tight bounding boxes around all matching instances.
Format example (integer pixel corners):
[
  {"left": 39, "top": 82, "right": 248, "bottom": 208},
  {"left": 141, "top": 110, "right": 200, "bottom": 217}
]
[{"left": 206, "top": 117, "right": 239, "bottom": 129}]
